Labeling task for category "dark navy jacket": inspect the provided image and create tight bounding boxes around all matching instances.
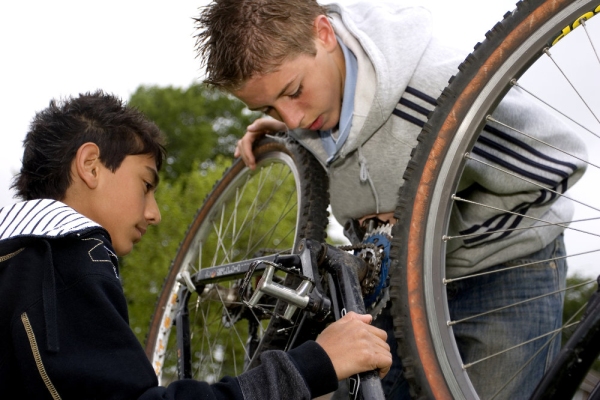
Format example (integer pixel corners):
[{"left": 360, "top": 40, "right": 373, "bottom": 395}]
[{"left": 0, "top": 199, "right": 338, "bottom": 399}]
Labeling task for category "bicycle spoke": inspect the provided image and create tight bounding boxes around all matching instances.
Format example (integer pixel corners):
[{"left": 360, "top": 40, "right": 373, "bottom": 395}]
[
  {"left": 452, "top": 195, "right": 600, "bottom": 239},
  {"left": 452, "top": 285, "right": 594, "bottom": 399},
  {"left": 486, "top": 115, "right": 599, "bottom": 168},
  {"left": 252, "top": 183, "right": 297, "bottom": 250},
  {"left": 510, "top": 80, "right": 600, "bottom": 138},
  {"left": 468, "top": 292, "right": 593, "bottom": 398},
  {"left": 464, "top": 322, "right": 579, "bottom": 370},
  {"left": 464, "top": 152, "right": 600, "bottom": 212},
  {"left": 242, "top": 162, "right": 293, "bottom": 249},
  {"left": 487, "top": 325, "right": 567, "bottom": 399},
  {"left": 239, "top": 164, "right": 274, "bottom": 252},
  {"left": 443, "top": 216, "right": 600, "bottom": 242},
  {"left": 196, "top": 241, "right": 203, "bottom": 273},
  {"left": 211, "top": 202, "right": 231, "bottom": 266},
  {"left": 214, "top": 288, "right": 250, "bottom": 360},
  {"left": 242, "top": 204, "right": 297, "bottom": 259},
  {"left": 444, "top": 249, "right": 600, "bottom": 284},
  {"left": 239, "top": 166, "right": 295, "bottom": 256},
  {"left": 581, "top": 18, "right": 600, "bottom": 66},
  {"left": 543, "top": 47, "right": 600, "bottom": 124},
  {"left": 448, "top": 279, "right": 594, "bottom": 326}
]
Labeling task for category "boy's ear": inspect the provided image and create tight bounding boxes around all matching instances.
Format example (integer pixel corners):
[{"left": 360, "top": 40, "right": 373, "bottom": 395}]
[
  {"left": 74, "top": 142, "right": 102, "bottom": 189},
  {"left": 314, "top": 15, "right": 337, "bottom": 52}
]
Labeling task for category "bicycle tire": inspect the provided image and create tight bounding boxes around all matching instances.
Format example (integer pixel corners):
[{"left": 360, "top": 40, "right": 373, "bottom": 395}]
[
  {"left": 144, "top": 134, "right": 329, "bottom": 384},
  {"left": 389, "top": 0, "right": 600, "bottom": 398}
]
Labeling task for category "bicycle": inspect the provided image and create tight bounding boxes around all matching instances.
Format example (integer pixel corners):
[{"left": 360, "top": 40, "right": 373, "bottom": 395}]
[{"left": 145, "top": 0, "right": 600, "bottom": 398}]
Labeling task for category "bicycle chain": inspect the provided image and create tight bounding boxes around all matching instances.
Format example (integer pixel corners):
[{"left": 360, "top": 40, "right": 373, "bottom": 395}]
[
  {"left": 337, "top": 224, "right": 393, "bottom": 319},
  {"left": 338, "top": 242, "right": 382, "bottom": 296}
]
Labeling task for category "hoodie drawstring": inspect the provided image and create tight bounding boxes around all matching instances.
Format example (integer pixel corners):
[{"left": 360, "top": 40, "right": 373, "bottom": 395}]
[{"left": 358, "top": 147, "right": 380, "bottom": 214}]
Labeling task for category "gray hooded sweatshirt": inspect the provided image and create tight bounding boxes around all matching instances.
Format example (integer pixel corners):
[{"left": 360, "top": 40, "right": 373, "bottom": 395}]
[{"left": 288, "top": 1, "right": 587, "bottom": 276}]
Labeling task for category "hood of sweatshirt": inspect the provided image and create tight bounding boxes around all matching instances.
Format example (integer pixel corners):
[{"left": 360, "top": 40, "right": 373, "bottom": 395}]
[
  {"left": 0, "top": 199, "right": 102, "bottom": 242},
  {"left": 325, "top": 0, "right": 432, "bottom": 157}
]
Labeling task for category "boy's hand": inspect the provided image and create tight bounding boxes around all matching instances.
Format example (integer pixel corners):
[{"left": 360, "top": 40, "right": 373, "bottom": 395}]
[
  {"left": 235, "top": 118, "right": 287, "bottom": 169},
  {"left": 316, "top": 311, "right": 392, "bottom": 380}
]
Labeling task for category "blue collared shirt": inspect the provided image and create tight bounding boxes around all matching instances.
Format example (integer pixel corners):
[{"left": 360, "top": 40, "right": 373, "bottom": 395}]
[{"left": 319, "top": 38, "right": 358, "bottom": 165}]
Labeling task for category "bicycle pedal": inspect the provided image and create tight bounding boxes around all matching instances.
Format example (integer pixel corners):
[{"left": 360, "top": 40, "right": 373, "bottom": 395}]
[
  {"left": 240, "top": 259, "right": 331, "bottom": 321},
  {"left": 240, "top": 260, "right": 313, "bottom": 320}
]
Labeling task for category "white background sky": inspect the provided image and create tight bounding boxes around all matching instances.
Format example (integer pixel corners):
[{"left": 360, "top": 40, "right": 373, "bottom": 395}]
[{"left": 6, "top": 1, "right": 599, "bottom": 278}]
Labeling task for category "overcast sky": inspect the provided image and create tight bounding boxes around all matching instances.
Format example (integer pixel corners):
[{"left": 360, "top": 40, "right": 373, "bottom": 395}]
[{"left": 9, "top": 2, "right": 598, "bottom": 277}]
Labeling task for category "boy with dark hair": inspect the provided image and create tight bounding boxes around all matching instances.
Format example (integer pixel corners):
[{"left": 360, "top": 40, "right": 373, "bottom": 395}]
[
  {"left": 0, "top": 90, "right": 391, "bottom": 399},
  {"left": 194, "top": 0, "right": 588, "bottom": 398}
]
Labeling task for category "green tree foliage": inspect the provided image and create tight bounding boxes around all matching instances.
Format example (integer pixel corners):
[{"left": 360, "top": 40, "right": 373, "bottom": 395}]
[
  {"left": 121, "top": 159, "right": 230, "bottom": 343},
  {"left": 128, "top": 84, "right": 259, "bottom": 182}
]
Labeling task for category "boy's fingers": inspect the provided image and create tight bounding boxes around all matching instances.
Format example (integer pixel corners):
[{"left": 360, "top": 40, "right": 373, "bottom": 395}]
[
  {"left": 251, "top": 117, "right": 286, "bottom": 133},
  {"left": 373, "top": 345, "right": 393, "bottom": 378},
  {"left": 236, "top": 118, "right": 287, "bottom": 169},
  {"left": 368, "top": 324, "right": 388, "bottom": 342},
  {"left": 235, "top": 136, "right": 256, "bottom": 169},
  {"left": 340, "top": 312, "right": 388, "bottom": 343},
  {"left": 343, "top": 311, "right": 372, "bottom": 324},
  {"left": 378, "top": 362, "right": 391, "bottom": 378},
  {"left": 242, "top": 139, "right": 256, "bottom": 168}
]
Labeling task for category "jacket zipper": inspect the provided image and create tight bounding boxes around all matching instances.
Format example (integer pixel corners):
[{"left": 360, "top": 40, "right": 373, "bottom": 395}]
[
  {"left": 21, "top": 313, "right": 62, "bottom": 400},
  {"left": 0, "top": 247, "right": 24, "bottom": 262}
]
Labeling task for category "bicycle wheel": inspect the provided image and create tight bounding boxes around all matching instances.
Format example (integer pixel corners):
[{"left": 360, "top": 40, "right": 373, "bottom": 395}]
[
  {"left": 389, "top": 0, "right": 600, "bottom": 398},
  {"left": 144, "top": 134, "right": 329, "bottom": 384}
]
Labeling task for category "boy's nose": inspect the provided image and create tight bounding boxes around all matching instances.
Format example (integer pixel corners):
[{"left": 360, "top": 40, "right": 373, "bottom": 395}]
[
  {"left": 277, "top": 105, "right": 302, "bottom": 130},
  {"left": 146, "top": 196, "right": 161, "bottom": 225}
]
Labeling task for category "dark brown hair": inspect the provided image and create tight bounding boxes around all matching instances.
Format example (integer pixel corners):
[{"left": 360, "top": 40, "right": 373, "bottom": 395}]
[
  {"left": 12, "top": 90, "right": 166, "bottom": 201},
  {"left": 195, "top": 0, "right": 328, "bottom": 90}
]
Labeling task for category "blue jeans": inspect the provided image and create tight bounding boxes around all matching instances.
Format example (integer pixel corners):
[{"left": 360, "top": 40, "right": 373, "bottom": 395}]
[{"left": 374, "top": 234, "right": 566, "bottom": 400}]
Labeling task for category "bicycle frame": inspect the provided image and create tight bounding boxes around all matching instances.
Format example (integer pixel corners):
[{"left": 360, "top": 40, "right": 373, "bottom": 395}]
[{"left": 172, "top": 238, "right": 385, "bottom": 400}]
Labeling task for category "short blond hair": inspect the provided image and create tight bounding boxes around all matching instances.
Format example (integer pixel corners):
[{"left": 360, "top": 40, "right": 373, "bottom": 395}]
[{"left": 195, "top": 0, "right": 328, "bottom": 90}]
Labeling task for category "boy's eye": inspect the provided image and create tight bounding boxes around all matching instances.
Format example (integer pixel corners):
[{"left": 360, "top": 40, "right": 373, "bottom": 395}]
[
  {"left": 144, "top": 182, "right": 154, "bottom": 192},
  {"left": 289, "top": 85, "right": 303, "bottom": 99}
]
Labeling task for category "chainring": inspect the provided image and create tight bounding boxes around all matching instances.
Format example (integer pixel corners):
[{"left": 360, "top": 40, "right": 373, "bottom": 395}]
[{"left": 356, "top": 223, "right": 393, "bottom": 318}]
